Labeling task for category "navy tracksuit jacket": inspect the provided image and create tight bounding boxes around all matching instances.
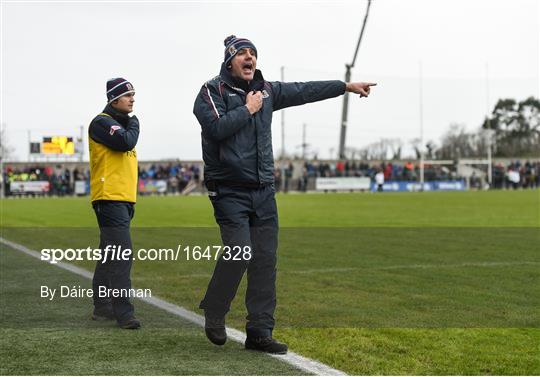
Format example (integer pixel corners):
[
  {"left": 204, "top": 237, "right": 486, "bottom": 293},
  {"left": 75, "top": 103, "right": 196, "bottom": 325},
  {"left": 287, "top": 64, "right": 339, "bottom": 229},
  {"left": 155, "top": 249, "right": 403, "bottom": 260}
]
[{"left": 193, "top": 64, "right": 346, "bottom": 337}]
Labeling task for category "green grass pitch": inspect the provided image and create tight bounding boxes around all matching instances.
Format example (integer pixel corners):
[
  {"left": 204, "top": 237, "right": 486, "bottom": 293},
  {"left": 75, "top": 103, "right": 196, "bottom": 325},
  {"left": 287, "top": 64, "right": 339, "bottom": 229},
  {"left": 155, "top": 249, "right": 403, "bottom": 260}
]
[{"left": 1, "top": 190, "right": 539, "bottom": 375}]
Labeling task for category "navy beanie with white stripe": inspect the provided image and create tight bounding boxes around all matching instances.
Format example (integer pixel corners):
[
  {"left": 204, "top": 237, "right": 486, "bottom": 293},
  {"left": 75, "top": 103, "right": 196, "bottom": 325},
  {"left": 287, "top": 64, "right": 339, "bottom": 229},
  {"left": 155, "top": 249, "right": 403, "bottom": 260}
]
[
  {"left": 106, "top": 77, "right": 135, "bottom": 103},
  {"left": 223, "top": 35, "right": 257, "bottom": 66}
]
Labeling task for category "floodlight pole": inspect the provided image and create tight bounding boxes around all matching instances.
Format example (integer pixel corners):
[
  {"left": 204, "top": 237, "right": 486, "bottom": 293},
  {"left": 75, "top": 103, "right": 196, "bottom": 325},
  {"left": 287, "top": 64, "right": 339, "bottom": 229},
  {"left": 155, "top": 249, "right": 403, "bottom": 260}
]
[
  {"left": 338, "top": 0, "right": 372, "bottom": 160},
  {"left": 339, "top": 66, "right": 352, "bottom": 160}
]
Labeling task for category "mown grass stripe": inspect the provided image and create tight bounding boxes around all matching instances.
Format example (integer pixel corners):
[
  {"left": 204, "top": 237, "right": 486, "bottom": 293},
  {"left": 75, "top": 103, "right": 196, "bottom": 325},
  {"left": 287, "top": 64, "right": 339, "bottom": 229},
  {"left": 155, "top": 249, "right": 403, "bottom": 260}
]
[{"left": 0, "top": 236, "right": 347, "bottom": 376}]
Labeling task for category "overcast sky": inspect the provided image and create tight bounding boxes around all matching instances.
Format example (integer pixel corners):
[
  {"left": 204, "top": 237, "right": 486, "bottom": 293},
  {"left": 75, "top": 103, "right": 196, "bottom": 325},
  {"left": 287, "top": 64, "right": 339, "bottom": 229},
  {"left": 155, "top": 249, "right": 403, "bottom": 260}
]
[{"left": 2, "top": 0, "right": 539, "bottom": 161}]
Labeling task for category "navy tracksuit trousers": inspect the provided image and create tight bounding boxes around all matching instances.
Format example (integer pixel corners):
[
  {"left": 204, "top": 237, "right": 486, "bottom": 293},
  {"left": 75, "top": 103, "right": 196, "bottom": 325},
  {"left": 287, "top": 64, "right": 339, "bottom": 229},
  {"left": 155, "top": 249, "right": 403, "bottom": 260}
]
[
  {"left": 200, "top": 183, "right": 278, "bottom": 338},
  {"left": 92, "top": 200, "right": 135, "bottom": 322}
]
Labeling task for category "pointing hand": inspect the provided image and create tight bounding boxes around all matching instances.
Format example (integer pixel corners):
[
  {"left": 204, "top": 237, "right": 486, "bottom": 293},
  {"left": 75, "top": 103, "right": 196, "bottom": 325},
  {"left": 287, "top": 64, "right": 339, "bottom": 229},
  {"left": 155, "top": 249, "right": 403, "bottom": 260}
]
[{"left": 346, "top": 82, "right": 377, "bottom": 98}]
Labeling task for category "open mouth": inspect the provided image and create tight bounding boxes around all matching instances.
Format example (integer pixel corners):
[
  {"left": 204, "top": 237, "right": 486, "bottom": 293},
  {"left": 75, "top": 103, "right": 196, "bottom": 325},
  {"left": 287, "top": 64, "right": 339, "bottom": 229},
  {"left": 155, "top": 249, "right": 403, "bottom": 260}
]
[{"left": 242, "top": 62, "right": 254, "bottom": 75}]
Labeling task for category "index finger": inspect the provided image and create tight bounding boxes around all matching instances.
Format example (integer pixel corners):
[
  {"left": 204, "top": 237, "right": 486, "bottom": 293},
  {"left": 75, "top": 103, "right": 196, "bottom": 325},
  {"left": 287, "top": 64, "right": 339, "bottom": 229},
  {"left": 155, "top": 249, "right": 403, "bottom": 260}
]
[{"left": 366, "top": 82, "right": 377, "bottom": 87}]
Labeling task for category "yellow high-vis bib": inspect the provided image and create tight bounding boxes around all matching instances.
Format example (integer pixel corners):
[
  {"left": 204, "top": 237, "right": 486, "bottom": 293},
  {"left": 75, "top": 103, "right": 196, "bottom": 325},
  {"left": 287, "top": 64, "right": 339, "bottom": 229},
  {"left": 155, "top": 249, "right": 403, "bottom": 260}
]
[{"left": 89, "top": 116, "right": 138, "bottom": 203}]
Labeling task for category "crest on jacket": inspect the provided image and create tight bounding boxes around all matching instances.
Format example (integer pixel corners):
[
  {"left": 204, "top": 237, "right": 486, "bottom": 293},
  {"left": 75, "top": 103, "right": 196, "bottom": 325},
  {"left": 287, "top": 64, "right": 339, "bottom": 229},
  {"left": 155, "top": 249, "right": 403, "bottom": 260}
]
[{"left": 109, "top": 125, "right": 121, "bottom": 135}]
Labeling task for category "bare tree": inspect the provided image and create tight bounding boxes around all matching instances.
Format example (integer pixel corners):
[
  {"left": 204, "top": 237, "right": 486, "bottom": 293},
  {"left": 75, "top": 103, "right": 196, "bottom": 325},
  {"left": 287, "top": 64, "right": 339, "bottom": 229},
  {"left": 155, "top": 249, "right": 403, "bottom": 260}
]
[
  {"left": 386, "top": 138, "right": 403, "bottom": 160},
  {"left": 436, "top": 123, "right": 483, "bottom": 160},
  {"left": 0, "top": 123, "right": 15, "bottom": 161},
  {"left": 0, "top": 123, "right": 15, "bottom": 198}
]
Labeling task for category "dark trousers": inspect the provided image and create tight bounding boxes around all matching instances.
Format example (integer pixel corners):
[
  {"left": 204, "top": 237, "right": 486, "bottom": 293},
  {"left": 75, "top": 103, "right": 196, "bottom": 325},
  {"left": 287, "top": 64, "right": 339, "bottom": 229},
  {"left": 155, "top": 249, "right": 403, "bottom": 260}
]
[
  {"left": 200, "top": 184, "right": 278, "bottom": 338},
  {"left": 92, "top": 200, "right": 135, "bottom": 321}
]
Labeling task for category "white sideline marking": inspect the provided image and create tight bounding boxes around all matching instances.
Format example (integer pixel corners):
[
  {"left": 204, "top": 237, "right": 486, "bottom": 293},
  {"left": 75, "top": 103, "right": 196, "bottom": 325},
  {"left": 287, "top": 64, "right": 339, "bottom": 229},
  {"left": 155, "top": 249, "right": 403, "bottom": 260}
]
[
  {"left": 287, "top": 261, "right": 540, "bottom": 275},
  {"left": 175, "top": 261, "right": 540, "bottom": 279},
  {"left": 0, "top": 237, "right": 347, "bottom": 376}
]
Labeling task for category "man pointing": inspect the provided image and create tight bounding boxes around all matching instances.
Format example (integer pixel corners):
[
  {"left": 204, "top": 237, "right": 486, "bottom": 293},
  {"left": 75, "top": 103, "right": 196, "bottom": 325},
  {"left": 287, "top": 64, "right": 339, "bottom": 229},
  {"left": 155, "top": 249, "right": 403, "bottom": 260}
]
[{"left": 193, "top": 35, "right": 376, "bottom": 354}]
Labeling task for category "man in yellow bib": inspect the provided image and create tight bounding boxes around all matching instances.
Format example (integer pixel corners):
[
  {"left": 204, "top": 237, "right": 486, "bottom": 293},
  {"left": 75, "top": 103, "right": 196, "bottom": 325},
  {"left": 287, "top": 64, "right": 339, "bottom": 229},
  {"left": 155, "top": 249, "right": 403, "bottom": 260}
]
[{"left": 88, "top": 77, "right": 140, "bottom": 329}]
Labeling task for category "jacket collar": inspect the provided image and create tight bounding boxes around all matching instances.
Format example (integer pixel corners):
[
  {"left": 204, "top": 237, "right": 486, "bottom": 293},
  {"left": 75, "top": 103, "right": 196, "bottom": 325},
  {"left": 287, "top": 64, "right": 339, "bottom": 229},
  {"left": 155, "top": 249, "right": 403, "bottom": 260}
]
[
  {"left": 219, "top": 62, "right": 265, "bottom": 94},
  {"left": 103, "top": 103, "right": 130, "bottom": 125}
]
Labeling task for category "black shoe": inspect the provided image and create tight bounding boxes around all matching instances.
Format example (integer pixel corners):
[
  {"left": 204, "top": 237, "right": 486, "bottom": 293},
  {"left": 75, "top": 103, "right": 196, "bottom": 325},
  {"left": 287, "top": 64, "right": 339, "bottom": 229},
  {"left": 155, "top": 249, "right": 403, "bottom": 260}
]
[
  {"left": 204, "top": 315, "right": 226, "bottom": 345},
  {"left": 118, "top": 317, "right": 141, "bottom": 329},
  {"left": 245, "top": 337, "right": 288, "bottom": 354},
  {"left": 91, "top": 307, "right": 115, "bottom": 321}
]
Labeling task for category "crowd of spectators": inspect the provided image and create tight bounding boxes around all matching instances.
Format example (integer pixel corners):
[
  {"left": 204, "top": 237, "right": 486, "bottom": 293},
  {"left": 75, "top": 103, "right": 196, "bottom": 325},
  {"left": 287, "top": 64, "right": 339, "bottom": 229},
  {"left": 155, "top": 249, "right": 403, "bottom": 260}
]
[
  {"left": 3, "top": 165, "right": 73, "bottom": 196},
  {"left": 138, "top": 163, "right": 201, "bottom": 194},
  {"left": 1, "top": 162, "right": 202, "bottom": 196},
  {"left": 302, "top": 160, "right": 458, "bottom": 181},
  {"left": 2, "top": 159, "right": 539, "bottom": 196},
  {"left": 275, "top": 160, "right": 462, "bottom": 192},
  {"left": 491, "top": 160, "right": 539, "bottom": 189}
]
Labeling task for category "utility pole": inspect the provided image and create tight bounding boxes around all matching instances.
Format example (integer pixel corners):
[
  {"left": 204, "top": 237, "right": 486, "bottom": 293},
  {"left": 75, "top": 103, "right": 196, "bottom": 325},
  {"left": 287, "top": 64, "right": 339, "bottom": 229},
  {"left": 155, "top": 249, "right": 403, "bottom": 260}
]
[
  {"left": 485, "top": 62, "right": 492, "bottom": 187},
  {"left": 27, "top": 130, "right": 31, "bottom": 162},
  {"left": 302, "top": 123, "right": 307, "bottom": 160},
  {"left": 419, "top": 61, "right": 425, "bottom": 189},
  {"left": 79, "top": 125, "right": 84, "bottom": 162},
  {"left": 280, "top": 66, "right": 286, "bottom": 192},
  {"left": 0, "top": 123, "right": 4, "bottom": 199},
  {"left": 338, "top": 0, "right": 373, "bottom": 159}
]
